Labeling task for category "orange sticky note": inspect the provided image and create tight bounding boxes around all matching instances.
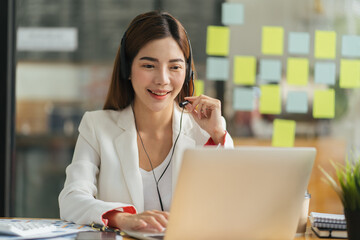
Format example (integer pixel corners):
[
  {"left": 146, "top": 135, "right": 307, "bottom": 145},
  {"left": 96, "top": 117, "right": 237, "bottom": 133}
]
[{"left": 272, "top": 119, "right": 296, "bottom": 147}]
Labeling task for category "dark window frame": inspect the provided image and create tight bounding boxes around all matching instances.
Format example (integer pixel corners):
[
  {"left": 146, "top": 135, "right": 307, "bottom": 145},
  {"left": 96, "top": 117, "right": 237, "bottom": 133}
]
[{"left": 0, "top": 0, "right": 16, "bottom": 217}]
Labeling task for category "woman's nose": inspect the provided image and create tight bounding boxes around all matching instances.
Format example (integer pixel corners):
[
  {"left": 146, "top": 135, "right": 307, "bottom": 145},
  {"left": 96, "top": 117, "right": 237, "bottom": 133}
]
[{"left": 155, "top": 67, "right": 170, "bottom": 85}]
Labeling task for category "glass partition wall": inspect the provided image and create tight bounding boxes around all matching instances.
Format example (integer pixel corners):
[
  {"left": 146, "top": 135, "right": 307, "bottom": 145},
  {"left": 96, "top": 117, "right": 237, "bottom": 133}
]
[
  {"left": 13, "top": 0, "right": 360, "bottom": 217},
  {"left": 13, "top": 0, "right": 222, "bottom": 218}
]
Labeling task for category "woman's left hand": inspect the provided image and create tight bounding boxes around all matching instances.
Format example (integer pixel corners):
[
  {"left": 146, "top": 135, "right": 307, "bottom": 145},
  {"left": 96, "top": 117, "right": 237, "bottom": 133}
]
[{"left": 184, "top": 95, "right": 226, "bottom": 145}]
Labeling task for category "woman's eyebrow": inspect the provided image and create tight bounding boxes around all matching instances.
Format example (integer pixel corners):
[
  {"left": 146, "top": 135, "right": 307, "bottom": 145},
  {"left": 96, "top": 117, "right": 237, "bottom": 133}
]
[
  {"left": 139, "top": 56, "right": 184, "bottom": 63},
  {"left": 169, "top": 58, "right": 184, "bottom": 63},
  {"left": 139, "top": 56, "right": 158, "bottom": 62}
]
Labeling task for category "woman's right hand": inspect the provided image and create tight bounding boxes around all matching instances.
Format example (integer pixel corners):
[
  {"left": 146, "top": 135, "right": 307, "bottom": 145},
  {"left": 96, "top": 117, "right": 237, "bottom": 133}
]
[{"left": 114, "top": 210, "right": 169, "bottom": 232}]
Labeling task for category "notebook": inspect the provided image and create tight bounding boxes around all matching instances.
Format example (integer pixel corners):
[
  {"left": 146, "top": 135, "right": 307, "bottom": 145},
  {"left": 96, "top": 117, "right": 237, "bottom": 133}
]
[
  {"left": 309, "top": 212, "right": 346, "bottom": 230},
  {"left": 311, "top": 226, "right": 347, "bottom": 238},
  {"left": 124, "top": 146, "right": 316, "bottom": 240}
]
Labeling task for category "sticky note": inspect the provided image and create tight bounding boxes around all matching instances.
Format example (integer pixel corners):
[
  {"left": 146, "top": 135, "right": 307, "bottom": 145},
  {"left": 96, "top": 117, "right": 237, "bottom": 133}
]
[
  {"left": 314, "top": 31, "right": 336, "bottom": 59},
  {"left": 233, "top": 56, "right": 256, "bottom": 85},
  {"left": 194, "top": 79, "right": 204, "bottom": 96},
  {"left": 259, "top": 85, "right": 281, "bottom": 114},
  {"left": 259, "top": 59, "right": 282, "bottom": 83},
  {"left": 313, "top": 89, "right": 335, "bottom": 119},
  {"left": 262, "top": 26, "right": 284, "bottom": 55},
  {"left": 341, "top": 35, "right": 360, "bottom": 57},
  {"left": 288, "top": 32, "right": 310, "bottom": 55},
  {"left": 233, "top": 87, "right": 255, "bottom": 111},
  {"left": 286, "top": 91, "right": 308, "bottom": 113},
  {"left": 339, "top": 59, "right": 360, "bottom": 88},
  {"left": 314, "top": 62, "right": 336, "bottom": 85},
  {"left": 222, "top": 2, "right": 244, "bottom": 25},
  {"left": 206, "top": 57, "right": 229, "bottom": 80},
  {"left": 286, "top": 58, "right": 309, "bottom": 86},
  {"left": 272, "top": 119, "right": 296, "bottom": 147},
  {"left": 206, "top": 26, "right": 230, "bottom": 56}
]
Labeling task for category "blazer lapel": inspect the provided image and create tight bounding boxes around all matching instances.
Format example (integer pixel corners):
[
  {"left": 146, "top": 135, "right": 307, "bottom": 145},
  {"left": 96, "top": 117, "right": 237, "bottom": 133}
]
[{"left": 114, "top": 106, "right": 144, "bottom": 212}]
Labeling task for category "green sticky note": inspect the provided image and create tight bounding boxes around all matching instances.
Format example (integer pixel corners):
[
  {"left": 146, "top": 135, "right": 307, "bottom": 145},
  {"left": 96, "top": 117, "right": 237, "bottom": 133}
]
[
  {"left": 194, "top": 79, "right": 204, "bottom": 96},
  {"left": 339, "top": 59, "right": 360, "bottom": 88},
  {"left": 259, "top": 85, "right": 281, "bottom": 114},
  {"left": 233, "top": 56, "right": 256, "bottom": 85},
  {"left": 286, "top": 58, "right": 309, "bottom": 86},
  {"left": 314, "top": 31, "right": 336, "bottom": 59},
  {"left": 262, "top": 26, "right": 284, "bottom": 55},
  {"left": 206, "top": 26, "right": 230, "bottom": 56},
  {"left": 313, "top": 89, "right": 335, "bottom": 119},
  {"left": 272, "top": 119, "right": 296, "bottom": 147}
]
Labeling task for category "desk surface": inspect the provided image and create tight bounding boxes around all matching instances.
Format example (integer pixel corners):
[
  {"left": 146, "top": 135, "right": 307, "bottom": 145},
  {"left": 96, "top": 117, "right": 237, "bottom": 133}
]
[
  {"left": 0, "top": 218, "right": 340, "bottom": 239},
  {"left": 122, "top": 229, "right": 333, "bottom": 240}
]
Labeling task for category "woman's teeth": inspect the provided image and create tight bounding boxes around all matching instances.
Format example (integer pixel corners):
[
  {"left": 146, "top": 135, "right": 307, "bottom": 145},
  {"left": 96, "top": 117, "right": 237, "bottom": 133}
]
[{"left": 149, "top": 90, "right": 168, "bottom": 96}]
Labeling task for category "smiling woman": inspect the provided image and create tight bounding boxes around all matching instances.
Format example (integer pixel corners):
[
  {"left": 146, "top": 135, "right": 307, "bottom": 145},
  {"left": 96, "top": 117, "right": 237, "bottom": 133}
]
[
  {"left": 58, "top": 10, "right": 233, "bottom": 234},
  {"left": 131, "top": 37, "right": 186, "bottom": 113},
  {"left": 103, "top": 11, "right": 194, "bottom": 110}
]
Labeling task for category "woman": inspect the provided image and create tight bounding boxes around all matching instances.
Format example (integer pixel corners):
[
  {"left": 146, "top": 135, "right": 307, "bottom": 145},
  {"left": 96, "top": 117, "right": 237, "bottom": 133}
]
[{"left": 59, "top": 11, "right": 233, "bottom": 233}]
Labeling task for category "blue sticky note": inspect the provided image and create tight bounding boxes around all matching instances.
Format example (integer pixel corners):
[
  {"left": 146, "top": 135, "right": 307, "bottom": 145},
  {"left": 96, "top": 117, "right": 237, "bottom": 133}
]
[
  {"left": 288, "top": 32, "right": 310, "bottom": 55},
  {"left": 206, "top": 57, "right": 229, "bottom": 81},
  {"left": 259, "top": 59, "right": 282, "bottom": 83},
  {"left": 341, "top": 35, "right": 360, "bottom": 57},
  {"left": 233, "top": 87, "right": 255, "bottom": 111},
  {"left": 222, "top": 3, "right": 244, "bottom": 25},
  {"left": 314, "top": 62, "right": 336, "bottom": 85},
  {"left": 286, "top": 91, "right": 308, "bottom": 113}
]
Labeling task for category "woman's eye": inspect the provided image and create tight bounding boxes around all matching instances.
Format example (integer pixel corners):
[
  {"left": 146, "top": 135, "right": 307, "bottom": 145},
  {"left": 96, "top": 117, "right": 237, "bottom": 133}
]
[
  {"left": 142, "top": 64, "right": 154, "bottom": 69},
  {"left": 171, "top": 65, "right": 182, "bottom": 70}
]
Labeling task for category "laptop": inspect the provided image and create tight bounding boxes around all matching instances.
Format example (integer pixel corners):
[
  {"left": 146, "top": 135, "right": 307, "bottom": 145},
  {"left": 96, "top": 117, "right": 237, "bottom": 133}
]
[{"left": 124, "top": 147, "right": 316, "bottom": 240}]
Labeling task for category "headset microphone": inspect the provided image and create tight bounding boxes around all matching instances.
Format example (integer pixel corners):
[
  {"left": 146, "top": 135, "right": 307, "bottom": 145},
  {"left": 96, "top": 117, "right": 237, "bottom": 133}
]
[{"left": 179, "top": 100, "right": 189, "bottom": 108}]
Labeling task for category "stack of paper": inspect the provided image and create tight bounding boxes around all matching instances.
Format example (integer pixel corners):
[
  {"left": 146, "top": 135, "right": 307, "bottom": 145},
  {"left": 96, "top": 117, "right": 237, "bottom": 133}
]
[{"left": 309, "top": 212, "right": 347, "bottom": 238}]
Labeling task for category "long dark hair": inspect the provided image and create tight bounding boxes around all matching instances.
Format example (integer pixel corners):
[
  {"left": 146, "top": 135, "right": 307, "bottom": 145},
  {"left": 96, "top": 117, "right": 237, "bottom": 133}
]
[{"left": 103, "top": 11, "right": 195, "bottom": 110}]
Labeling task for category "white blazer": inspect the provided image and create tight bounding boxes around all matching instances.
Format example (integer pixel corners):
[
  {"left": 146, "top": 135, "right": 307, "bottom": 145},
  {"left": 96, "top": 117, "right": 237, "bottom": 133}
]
[{"left": 58, "top": 103, "right": 233, "bottom": 225}]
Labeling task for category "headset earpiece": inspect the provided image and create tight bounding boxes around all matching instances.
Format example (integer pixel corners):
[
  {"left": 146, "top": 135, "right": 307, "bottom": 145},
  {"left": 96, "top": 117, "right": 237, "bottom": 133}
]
[{"left": 120, "top": 35, "right": 129, "bottom": 81}]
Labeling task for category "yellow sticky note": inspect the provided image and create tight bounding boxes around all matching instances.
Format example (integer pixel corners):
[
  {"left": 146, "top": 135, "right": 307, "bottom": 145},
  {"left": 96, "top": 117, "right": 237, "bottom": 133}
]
[
  {"left": 313, "top": 89, "right": 335, "bottom": 119},
  {"left": 287, "top": 58, "right": 309, "bottom": 86},
  {"left": 339, "top": 59, "right": 360, "bottom": 88},
  {"left": 206, "top": 26, "right": 230, "bottom": 56},
  {"left": 314, "top": 31, "right": 336, "bottom": 59},
  {"left": 272, "top": 119, "right": 296, "bottom": 147},
  {"left": 194, "top": 79, "right": 204, "bottom": 96},
  {"left": 259, "top": 85, "right": 281, "bottom": 114},
  {"left": 262, "top": 26, "right": 284, "bottom": 55},
  {"left": 233, "top": 56, "right": 256, "bottom": 85}
]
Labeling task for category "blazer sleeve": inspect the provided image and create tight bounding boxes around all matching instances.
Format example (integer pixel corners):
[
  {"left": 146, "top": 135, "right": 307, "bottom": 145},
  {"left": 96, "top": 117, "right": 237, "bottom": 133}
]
[
  {"left": 203, "top": 117, "right": 234, "bottom": 148},
  {"left": 58, "top": 112, "right": 136, "bottom": 225}
]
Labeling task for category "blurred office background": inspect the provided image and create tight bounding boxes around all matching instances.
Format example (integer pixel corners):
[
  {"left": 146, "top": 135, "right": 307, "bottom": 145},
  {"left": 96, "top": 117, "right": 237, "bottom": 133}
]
[{"left": 3, "top": 0, "right": 360, "bottom": 218}]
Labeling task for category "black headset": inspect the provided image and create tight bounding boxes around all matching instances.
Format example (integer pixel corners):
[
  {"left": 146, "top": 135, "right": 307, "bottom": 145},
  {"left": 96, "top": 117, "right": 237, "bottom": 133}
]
[{"left": 119, "top": 13, "right": 194, "bottom": 106}]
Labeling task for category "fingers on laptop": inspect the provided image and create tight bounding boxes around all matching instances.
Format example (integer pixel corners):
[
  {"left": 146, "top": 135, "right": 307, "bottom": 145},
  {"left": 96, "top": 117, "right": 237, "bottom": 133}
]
[{"left": 126, "top": 210, "right": 169, "bottom": 232}]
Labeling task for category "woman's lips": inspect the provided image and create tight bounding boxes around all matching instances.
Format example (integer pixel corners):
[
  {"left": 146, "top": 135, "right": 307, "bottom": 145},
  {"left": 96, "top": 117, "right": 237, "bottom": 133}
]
[{"left": 147, "top": 89, "right": 171, "bottom": 99}]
